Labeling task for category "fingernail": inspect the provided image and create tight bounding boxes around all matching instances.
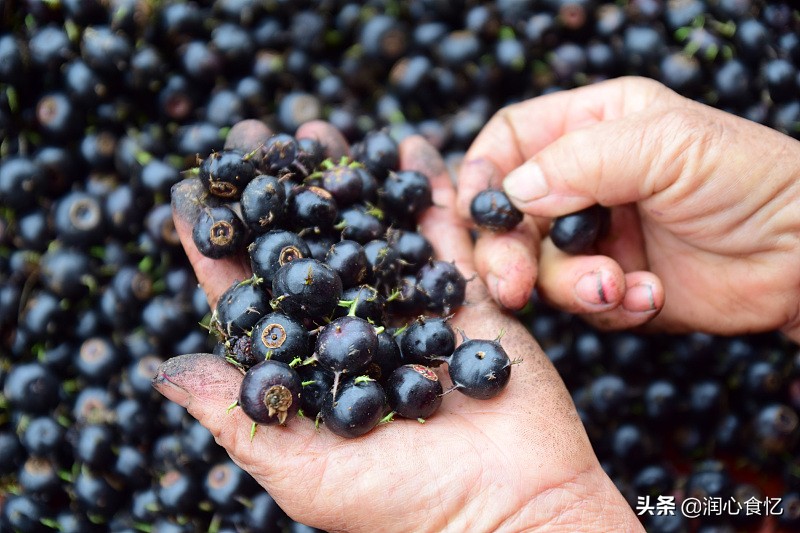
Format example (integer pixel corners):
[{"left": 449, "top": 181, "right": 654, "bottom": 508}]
[
  {"left": 575, "top": 271, "right": 611, "bottom": 306},
  {"left": 152, "top": 371, "right": 191, "bottom": 408},
  {"left": 504, "top": 162, "right": 548, "bottom": 203},
  {"left": 623, "top": 283, "right": 657, "bottom": 313}
]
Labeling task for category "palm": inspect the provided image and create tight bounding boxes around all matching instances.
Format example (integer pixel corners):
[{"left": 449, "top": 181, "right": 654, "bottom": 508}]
[{"left": 157, "top": 127, "right": 622, "bottom": 531}]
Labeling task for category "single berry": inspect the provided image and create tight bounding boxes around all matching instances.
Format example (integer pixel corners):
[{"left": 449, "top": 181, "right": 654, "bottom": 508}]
[
  {"left": 416, "top": 260, "right": 466, "bottom": 313},
  {"left": 386, "top": 364, "right": 443, "bottom": 419},
  {"left": 380, "top": 169, "right": 433, "bottom": 220},
  {"left": 321, "top": 376, "right": 387, "bottom": 438},
  {"left": 399, "top": 316, "right": 455, "bottom": 366},
  {"left": 249, "top": 230, "right": 310, "bottom": 283},
  {"left": 271, "top": 258, "right": 343, "bottom": 321},
  {"left": 199, "top": 150, "right": 257, "bottom": 199},
  {"left": 192, "top": 205, "right": 246, "bottom": 259},
  {"left": 447, "top": 334, "right": 515, "bottom": 400},
  {"left": 325, "top": 240, "right": 371, "bottom": 288},
  {"left": 470, "top": 189, "right": 523, "bottom": 232},
  {"left": 239, "top": 360, "right": 302, "bottom": 425},
  {"left": 250, "top": 312, "right": 312, "bottom": 364},
  {"left": 241, "top": 175, "right": 287, "bottom": 233},
  {"left": 550, "top": 204, "right": 611, "bottom": 255},
  {"left": 213, "top": 277, "right": 271, "bottom": 337}
]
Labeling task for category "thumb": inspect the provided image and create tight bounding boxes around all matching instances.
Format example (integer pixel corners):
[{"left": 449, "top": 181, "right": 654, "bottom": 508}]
[
  {"left": 501, "top": 108, "right": 719, "bottom": 217},
  {"left": 152, "top": 353, "right": 249, "bottom": 436}
]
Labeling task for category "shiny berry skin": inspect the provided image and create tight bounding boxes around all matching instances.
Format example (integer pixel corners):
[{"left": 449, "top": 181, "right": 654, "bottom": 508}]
[
  {"left": 199, "top": 150, "right": 257, "bottom": 200},
  {"left": 239, "top": 360, "right": 302, "bottom": 425},
  {"left": 213, "top": 277, "right": 271, "bottom": 337},
  {"left": 448, "top": 337, "right": 513, "bottom": 400},
  {"left": 315, "top": 316, "right": 378, "bottom": 375},
  {"left": 250, "top": 312, "right": 311, "bottom": 364},
  {"left": 271, "top": 258, "right": 343, "bottom": 321},
  {"left": 550, "top": 204, "right": 611, "bottom": 255},
  {"left": 192, "top": 205, "right": 246, "bottom": 259},
  {"left": 249, "top": 230, "right": 310, "bottom": 283},
  {"left": 380, "top": 169, "right": 433, "bottom": 220},
  {"left": 387, "top": 364, "right": 443, "bottom": 419},
  {"left": 399, "top": 316, "right": 455, "bottom": 366},
  {"left": 321, "top": 377, "right": 387, "bottom": 438},
  {"left": 325, "top": 240, "right": 370, "bottom": 288},
  {"left": 470, "top": 189, "right": 523, "bottom": 232},
  {"left": 241, "top": 175, "right": 287, "bottom": 233},
  {"left": 261, "top": 133, "right": 298, "bottom": 174},
  {"left": 415, "top": 260, "right": 466, "bottom": 313},
  {"left": 288, "top": 186, "right": 339, "bottom": 232}
]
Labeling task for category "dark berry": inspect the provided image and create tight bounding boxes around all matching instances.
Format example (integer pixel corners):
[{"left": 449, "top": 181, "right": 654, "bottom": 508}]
[
  {"left": 271, "top": 258, "right": 343, "bottom": 321},
  {"left": 448, "top": 335, "right": 514, "bottom": 400},
  {"left": 213, "top": 277, "right": 271, "bottom": 338},
  {"left": 321, "top": 376, "right": 387, "bottom": 438},
  {"left": 415, "top": 260, "right": 467, "bottom": 314},
  {"left": 550, "top": 204, "right": 611, "bottom": 255},
  {"left": 239, "top": 360, "right": 302, "bottom": 425},
  {"left": 389, "top": 230, "right": 434, "bottom": 273},
  {"left": 250, "top": 312, "right": 312, "bottom": 364},
  {"left": 199, "top": 150, "right": 257, "bottom": 200},
  {"left": 325, "top": 240, "right": 371, "bottom": 288},
  {"left": 380, "top": 170, "right": 433, "bottom": 220},
  {"left": 321, "top": 164, "right": 364, "bottom": 206},
  {"left": 335, "top": 285, "right": 386, "bottom": 324},
  {"left": 249, "top": 230, "right": 311, "bottom": 283},
  {"left": 351, "top": 130, "right": 399, "bottom": 180},
  {"left": 241, "top": 175, "right": 287, "bottom": 233},
  {"left": 335, "top": 205, "right": 386, "bottom": 244},
  {"left": 399, "top": 316, "right": 455, "bottom": 366},
  {"left": 288, "top": 186, "right": 339, "bottom": 232},
  {"left": 192, "top": 205, "right": 246, "bottom": 259},
  {"left": 387, "top": 364, "right": 443, "bottom": 420},
  {"left": 315, "top": 316, "right": 378, "bottom": 376},
  {"left": 470, "top": 189, "right": 524, "bottom": 232},
  {"left": 261, "top": 133, "right": 299, "bottom": 174}
]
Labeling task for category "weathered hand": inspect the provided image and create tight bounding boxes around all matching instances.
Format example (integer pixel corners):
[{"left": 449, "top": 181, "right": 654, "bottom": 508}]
[
  {"left": 153, "top": 121, "right": 640, "bottom": 532},
  {"left": 457, "top": 76, "right": 800, "bottom": 342}
]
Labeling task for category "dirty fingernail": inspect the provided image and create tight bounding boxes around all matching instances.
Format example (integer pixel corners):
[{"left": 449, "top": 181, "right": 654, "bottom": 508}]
[
  {"left": 623, "top": 283, "right": 657, "bottom": 313},
  {"left": 152, "top": 371, "right": 191, "bottom": 408},
  {"left": 504, "top": 162, "right": 548, "bottom": 204},
  {"left": 575, "top": 271, "right": 612, "bottom": 306}
]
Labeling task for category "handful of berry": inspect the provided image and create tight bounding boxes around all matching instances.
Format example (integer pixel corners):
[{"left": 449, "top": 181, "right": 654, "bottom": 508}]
[{"left": 184, "top": 126, "right": 518, "bottom": 438}]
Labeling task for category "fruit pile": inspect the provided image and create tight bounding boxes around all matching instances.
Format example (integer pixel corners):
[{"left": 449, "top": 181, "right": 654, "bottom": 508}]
[
  {"left": 186, "top": 129, "right": 517, "bottom": 438},
  {"left": 0, "top": 0, "right": 799, "bottom": 532}
]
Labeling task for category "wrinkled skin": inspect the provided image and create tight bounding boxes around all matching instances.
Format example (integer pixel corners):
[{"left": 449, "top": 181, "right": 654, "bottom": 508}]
[
  {"left": 457, "top": 77, "right": 800, "bottom": 343},
  {"left": 155, "top": 120, "right": 641, "bottom": 532}
]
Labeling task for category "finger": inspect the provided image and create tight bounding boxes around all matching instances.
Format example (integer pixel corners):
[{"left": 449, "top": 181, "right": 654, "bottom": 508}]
[
  {"left": 538, "top": 239, "right": 664, "bottom": 325},
  {"left": 224, "top": 119, "right": 273, "bottom": 153},
  {"left": 500, "top": 102, "right": 729, "bottom": 218},
  {"left": 580, "top": 271, "right": 665, "bottom": 331},
  {"left": 473, "top": 218, "right": 541, "bottom": 311},
  {"left": 151, "top": 354, "right": 330, "bottom": 483},
  {"left": 171, "top": 178, "right": 251, "bottom": 309},
  {"left": 296, "top": 120, "right": 350, "bottom": 160},
  {"left": 538, "top": 240, "right": 628, "bottom": 314},
  {"left": 398, "top": 135, "right": 475, "bottom": 275},
  {"left": 456, "top": 76, "right": 669, "bottom": 219}
]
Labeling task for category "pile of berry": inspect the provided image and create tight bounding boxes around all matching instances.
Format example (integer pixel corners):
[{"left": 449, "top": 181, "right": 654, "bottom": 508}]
[{"left": 187, "top": 128, "right": 517, "bottom": 438}]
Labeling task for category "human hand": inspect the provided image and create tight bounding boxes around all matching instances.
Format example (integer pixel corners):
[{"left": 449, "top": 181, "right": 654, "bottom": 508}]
[
  {"left": 154, "top": 121, "right": 641, "bottom": 532},
  {"left": 457, "top": 76, "right": 800, "bottom": 342}
]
